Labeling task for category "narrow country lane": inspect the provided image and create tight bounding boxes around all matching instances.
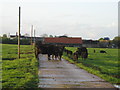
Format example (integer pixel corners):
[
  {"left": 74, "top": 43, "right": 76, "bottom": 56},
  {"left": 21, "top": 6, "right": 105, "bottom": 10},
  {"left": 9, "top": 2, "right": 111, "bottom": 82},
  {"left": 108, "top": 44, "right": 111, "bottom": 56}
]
[{"left": 38, "top": 54, "right": 115, "bottom": 88}]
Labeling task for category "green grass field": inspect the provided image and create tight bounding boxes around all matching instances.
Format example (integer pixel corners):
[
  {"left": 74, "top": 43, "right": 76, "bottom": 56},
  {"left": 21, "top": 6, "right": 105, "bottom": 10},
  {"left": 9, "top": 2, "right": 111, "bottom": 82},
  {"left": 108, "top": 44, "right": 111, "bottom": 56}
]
[
  {"left": 2, "top": 44, "right": 120, "bottom": 88},
  {"left": 2, "top": 44, "right": 38, "bottom": 88},
  {"left": 63, "top": 47, "right": 120, "bottom": 84}
]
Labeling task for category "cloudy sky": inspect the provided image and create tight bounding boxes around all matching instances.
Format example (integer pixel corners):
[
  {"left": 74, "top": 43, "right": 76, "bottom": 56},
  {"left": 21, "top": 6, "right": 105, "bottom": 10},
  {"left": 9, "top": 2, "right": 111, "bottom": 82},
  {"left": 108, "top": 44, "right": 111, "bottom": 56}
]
[{"left": 0, "top": 0, "right": 118, "bottom": 40}]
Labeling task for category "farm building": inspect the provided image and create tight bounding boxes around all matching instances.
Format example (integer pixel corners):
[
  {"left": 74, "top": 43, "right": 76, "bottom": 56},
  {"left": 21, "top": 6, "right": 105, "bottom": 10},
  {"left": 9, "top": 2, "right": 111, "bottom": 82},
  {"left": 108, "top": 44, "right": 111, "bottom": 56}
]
[{"left": 44, "top": 37, "right": 82, "bottom": 47}]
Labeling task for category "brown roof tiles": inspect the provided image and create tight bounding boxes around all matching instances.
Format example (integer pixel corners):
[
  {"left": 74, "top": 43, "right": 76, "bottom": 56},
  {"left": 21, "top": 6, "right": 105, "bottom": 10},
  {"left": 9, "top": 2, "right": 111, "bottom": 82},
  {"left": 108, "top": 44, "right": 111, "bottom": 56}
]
[{"left": 44, "top": 37, "right": 82, "bottom": 44}]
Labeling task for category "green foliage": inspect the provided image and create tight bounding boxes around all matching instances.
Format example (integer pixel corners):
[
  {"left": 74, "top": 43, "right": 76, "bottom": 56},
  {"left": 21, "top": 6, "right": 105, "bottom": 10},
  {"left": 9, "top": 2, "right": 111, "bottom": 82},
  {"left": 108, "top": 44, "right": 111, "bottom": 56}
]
[
  {"left": 2, "top": 44, "right": 38, "bottom": 88},
  {"left": 113, "top": 36, "right": 120, "bottom": 41},
  {"left": 3, "top": 34, "right": 7, "bottom": 38},
  {"left": 99, "top": 38, "right": 104, "bottom": 40},
  {"left": 49, "top": 35, "right": 53, "bottom": 37},
  {"left": 63, "top": 47, "right": 120, "bottom": 84},
  {"left": 1, "top": 37, "right": 30, "bottom": 45},
  {"left": 112, "top": 36, "right": 120, "bottom": 48}
]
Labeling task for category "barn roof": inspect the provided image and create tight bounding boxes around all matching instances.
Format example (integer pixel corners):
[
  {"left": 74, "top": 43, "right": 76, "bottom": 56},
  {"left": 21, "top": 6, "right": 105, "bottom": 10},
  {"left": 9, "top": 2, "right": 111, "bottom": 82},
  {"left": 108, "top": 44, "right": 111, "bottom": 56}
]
[{"left": 44, "top": 37, "right": 82, "bottom": 44}]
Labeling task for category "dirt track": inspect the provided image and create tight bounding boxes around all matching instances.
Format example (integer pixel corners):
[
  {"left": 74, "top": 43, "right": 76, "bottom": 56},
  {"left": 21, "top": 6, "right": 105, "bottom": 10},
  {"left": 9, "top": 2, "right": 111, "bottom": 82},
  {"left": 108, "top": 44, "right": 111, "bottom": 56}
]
[{"left": 38, "top": 54, "right": 115, "bottom": 88}]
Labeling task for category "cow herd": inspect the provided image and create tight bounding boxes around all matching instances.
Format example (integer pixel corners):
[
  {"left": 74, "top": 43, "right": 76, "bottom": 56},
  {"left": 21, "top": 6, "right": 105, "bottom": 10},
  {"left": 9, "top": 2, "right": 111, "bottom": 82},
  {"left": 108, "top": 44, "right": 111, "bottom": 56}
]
[
  {"left": 35, "top": 41, "right": 89, "bottom": 61},
  {"left": 35, "top": 41, "right": 107, "bottom": 61},
  {"left": 35, "top": 41, "right": 65, "bottom": 60},
  {"left": 64, "top": 47, "right": 88, "bottom": 61}
]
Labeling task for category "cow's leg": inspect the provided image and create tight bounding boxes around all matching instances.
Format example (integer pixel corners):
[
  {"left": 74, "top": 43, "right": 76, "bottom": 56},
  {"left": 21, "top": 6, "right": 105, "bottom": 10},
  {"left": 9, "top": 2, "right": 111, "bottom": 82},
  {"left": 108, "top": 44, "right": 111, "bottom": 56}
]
[
  {"left": 55, "top": 55, "right": 57, "bottom": 60},
  {"left": 55, "top": 54, "right": 59, "bottom": 60},
  {"left": 73, "top": 55, "right": 75, "bottom": 61},
  {"left": 59, "top": 55, "right": 62, "bottom": 60},
  {"left": 54, "top": 53, "right": 58, "bottom": 60},
  {"left": 48, "top": 54, "right": 51, "bottom": 60},
  {"left": 52, "top": 54, "right": 54, "bottom": 60},
  {"left": 81, "top": 52, "right": 84, "bottom": 60},
  {"left": 75, "top": 55, "right": 78, "bottom": 62},
  {"left": 83, "top": 52, "right": 88, "bottom": 60},
  {"left": 73, "top": 54, "right": 75, "bottom": 61}
]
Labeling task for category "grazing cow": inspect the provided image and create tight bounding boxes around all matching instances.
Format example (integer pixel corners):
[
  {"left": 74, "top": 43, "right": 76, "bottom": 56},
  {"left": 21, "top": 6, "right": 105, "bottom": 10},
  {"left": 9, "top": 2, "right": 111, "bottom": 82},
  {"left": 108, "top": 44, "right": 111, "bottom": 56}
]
[
  {"left": 77, "top": 48, "right": 82, "bottom": 57},
  {"left": 77, "top": 47, "right": 88, "bottom": 60},
  {"left": 68, "top": 50, "right": 73, "bottom": 56},
  {"left": 100, "top": 50, "right": 107, "bottom": 53},
  {"left": 64, "top": 48, "right": 68, "bottom": 53},
  {"left": 73, "top": 51, "right": 79, "bottom": 61},
  {"left": 64, "top": 49, "right": 72, "bottom": 56},
  {"left": 67, "top": 50, "right": 73, "bottom": 59},
  {"left": 64, "top": 49, "right": 73, "bottom": 59},
  {"left": 81, "top": 52, "right": 88, "bottom": 60}
]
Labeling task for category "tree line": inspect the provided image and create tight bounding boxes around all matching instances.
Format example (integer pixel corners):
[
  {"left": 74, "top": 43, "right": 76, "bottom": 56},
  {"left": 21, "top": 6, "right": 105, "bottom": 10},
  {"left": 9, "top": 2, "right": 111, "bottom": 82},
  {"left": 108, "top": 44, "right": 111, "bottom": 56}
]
[
  {"left": 1, "top": 34, "right": 120, "bottom": 48},
  {"left": 1, "top": 34, "right": 30, "bottom": 45}
]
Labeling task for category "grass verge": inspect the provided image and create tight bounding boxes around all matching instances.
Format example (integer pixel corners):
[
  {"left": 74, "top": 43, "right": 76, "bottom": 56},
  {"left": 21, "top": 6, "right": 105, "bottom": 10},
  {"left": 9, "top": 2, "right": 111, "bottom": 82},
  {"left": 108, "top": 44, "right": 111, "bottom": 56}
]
[{"left": 2, "top": 44, "right": 39, "bottom": 88}]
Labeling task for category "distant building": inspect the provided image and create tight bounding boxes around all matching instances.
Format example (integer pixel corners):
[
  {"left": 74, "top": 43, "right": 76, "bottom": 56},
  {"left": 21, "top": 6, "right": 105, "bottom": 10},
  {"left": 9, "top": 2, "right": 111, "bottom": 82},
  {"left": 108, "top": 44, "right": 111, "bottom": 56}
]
[
  {"left": 8, "top": 32, "right": 44, "bottom": 41},
  {"left": 82, "top": 40, "right": 99, "bottom": 48},
  {"left": 9, "top": 32, "right": 26, "bottom": 40},
  {"left": 9, "top": 35, "right": 27, "bottom": 40},
  {"left": 44, "top": 37, "right": 82, "bottom": 47},
  {"left": 9, "top": 35, "right": 17, "bottom": 39},
  {"left": 99, "top": 40, "right": 110, "bottom": 48},
  {"left": 104, "top": 37, "right": 110, "bottom": 40}
]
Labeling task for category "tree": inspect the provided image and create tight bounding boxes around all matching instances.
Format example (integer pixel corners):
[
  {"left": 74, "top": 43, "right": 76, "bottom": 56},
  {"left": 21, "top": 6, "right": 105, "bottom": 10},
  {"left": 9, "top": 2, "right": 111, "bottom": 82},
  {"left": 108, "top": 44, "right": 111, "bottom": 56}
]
[
  {"left": 3, "top": 34, "right": 7, "bottom": 38},
  {"left": 112, "top": 36, "right": 120, "bottom": 48},
  {"left": 49, "top": 35, "right": 53, "bottom": 37},
  {"left": 99, "top": 38, "right": 104, "bottom": 40}
]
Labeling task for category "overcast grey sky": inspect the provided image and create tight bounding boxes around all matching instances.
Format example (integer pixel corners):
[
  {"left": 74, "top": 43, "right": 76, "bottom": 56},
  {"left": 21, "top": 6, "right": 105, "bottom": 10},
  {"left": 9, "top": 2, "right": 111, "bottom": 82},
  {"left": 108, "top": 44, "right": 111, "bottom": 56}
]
[{"left": 0, "top": 0, "right": 118, "bottom": 40}]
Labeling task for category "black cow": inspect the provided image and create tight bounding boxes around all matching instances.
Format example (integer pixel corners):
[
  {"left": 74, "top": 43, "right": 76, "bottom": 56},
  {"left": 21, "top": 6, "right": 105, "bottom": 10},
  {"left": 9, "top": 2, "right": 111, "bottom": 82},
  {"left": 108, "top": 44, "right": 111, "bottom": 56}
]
[
  {"left": 77, "top": 47, "right": 88, "bottom": 60},
  {"left": 35, "top": 41, "right": 53, "bottom": 60},
  {"left": 100, "top": 50, "right": 107, "bottom": 53},
  {"left": 77, "top": 48, "right": 82, "bottom": 57},
  {"left": 52, "top": 45, "right": 65, "bottom": 60},
  {"left": 67, "top": 50, "right": 73, "bottom": 56},
  {"left": 66, "top": 50, "right": 73, "bottom": 59},
  {"left": 81, "top": 52, "right": 88, "bottom": 60}
]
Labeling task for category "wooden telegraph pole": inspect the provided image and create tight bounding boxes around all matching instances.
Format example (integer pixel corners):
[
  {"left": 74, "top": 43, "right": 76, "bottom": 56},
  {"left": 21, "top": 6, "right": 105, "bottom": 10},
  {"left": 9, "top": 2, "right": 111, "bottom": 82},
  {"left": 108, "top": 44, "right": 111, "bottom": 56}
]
[
  {"left": 18, "top": 6, "right": 21, "bottom": 58},
  {"left": 34, "top": 29, "right": 35, "bottom": 43},
  {"left": 33, "top": 29, "right": 36, "bottom": 51},
  {"left": 31, "top": 25, "right": 33, "bottom": 45}
]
